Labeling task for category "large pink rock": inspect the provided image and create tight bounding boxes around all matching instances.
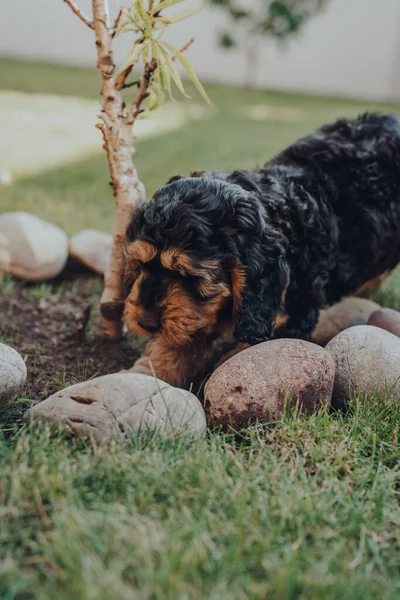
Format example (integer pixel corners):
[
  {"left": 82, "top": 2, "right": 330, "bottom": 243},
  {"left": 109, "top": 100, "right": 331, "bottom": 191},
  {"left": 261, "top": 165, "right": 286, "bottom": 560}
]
[{"left": 205, "top": 339, "right": 335, "bottom": 429}]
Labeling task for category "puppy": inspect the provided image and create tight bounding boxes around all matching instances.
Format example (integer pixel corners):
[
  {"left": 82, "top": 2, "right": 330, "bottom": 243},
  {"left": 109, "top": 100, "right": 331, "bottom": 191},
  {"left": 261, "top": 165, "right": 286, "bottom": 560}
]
[{"left": 123, "top": 112, "right": 400, "bottom": 387}]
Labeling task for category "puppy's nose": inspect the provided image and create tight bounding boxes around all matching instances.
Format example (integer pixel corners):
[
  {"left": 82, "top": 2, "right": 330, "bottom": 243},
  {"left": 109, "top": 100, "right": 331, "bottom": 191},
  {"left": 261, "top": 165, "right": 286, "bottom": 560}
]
[{"left": 138, "top": 314, "right": 160, "bottom": 333}]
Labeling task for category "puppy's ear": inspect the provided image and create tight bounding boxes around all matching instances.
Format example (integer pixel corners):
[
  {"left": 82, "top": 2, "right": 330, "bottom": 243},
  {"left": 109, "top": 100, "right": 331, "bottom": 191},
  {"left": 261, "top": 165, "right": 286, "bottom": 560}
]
[{"left": 229, "top": 196, "right": 289, "bottom": 345}]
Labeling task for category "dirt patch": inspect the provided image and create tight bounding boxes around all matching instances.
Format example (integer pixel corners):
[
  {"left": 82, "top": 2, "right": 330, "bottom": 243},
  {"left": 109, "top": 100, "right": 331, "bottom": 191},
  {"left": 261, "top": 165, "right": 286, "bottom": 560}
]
[
  {"left": 0, "top": 265, "right": 234, "bottom": 425},
  {"left": 0, "top": 268, "right": 141, "bottom": 402}
]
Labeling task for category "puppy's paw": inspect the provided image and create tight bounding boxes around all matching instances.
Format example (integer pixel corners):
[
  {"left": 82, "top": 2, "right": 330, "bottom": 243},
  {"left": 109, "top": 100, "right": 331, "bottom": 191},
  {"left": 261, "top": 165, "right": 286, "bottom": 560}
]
[
  {"left": 129, "top": 357, "right": 176, "bottom": 385},
  {"left": 129, "top": 358, "right": 154, "bottom": 378}
]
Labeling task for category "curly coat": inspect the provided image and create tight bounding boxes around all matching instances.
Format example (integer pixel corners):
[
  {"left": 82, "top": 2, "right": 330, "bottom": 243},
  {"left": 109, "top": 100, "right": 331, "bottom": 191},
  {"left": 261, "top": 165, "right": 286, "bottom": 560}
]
[{"left": 124, "top": 112, "right": 400, "bottom": 386}]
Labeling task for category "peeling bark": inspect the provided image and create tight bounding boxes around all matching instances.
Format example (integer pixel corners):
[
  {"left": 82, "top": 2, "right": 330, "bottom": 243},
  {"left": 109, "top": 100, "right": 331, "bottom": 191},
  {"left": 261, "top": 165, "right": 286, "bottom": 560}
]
[
  {"left": 65, "top": 0, "right": 157, "bottom": 340},
  {"left": 91, "top": 1, "right": 145, "bottom": 339}
]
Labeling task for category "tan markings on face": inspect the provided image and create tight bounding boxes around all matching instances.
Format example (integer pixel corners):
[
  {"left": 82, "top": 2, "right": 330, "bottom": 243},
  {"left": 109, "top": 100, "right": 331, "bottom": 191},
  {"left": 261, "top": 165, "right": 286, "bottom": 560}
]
[
  {"left": 123, "top": 247, "right": 233, "bottom": 347},
  {"left": 123, "top": 272, "right": 150, "bottom": 337},
  {"left": 159, "top": 280, "right": 232, "bottom": 346},
  {"left": 197, "top": 280, "right": 231, "bottom": 298},
  {"left": 159, "top": 282, "right": 203, "bottom": 345},
  {"left": 273, "top": 277, "right": 290, "bottom": 329},
  {"left": 160, "top": 248, "right": 192, "bottom": 275},
  {"left": 124, "top": 274, "right": 231, "bottom": 347},
  {"left": 197, "top": 286, "right": 232, "bottom": 335},
  {"left": 273, "top": 313, "right": 289, "bottom": 328},
  {"left": 231, "top": 264, "right": 245, "bottom": 311},
  {"left": 160, "top": 248, "right": 220, "bottom": 278},
  {"left": 125, "top": 240, "right": 157, "bottom": 264}
]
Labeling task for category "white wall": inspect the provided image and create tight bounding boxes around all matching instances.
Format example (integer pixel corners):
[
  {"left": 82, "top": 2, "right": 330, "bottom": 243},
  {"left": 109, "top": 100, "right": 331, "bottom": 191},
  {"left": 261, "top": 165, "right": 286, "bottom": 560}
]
[{"left": 2, "top": 0, "right": 400, "bottom": 101}]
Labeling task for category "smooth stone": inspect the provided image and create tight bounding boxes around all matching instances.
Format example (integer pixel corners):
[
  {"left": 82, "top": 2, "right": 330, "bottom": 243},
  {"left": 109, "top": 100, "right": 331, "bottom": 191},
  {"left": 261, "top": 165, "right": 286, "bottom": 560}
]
[
  {"left": 24, "top": 373, "right": 206, "bottom": 444},
  {"left": 69, "top": 229, "right": 113, "bottom": 275},
  {"left": 0, "top": 343, "right": 27, "bottom": 405},
  {"left": 368, "top": 308, "right": 400, "bottom": 337},
  {"left": 326, "top": 325, "right": 400, "bottom": 407},
  {"left": 312, "top": 297, "right": 381, "bottom": 346},
  {"left": 0, "top": 212, "right": 68, "bottom": 281},
  {"left": 205, "top": 339, "right": 335, "bottom": 429}
]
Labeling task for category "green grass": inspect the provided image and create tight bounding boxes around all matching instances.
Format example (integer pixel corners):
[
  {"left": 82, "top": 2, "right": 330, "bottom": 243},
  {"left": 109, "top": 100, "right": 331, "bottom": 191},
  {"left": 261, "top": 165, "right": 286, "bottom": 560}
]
[
  {"left": 1, "top": 56, "right": 400, "bottom": 313},
  {"left": 1, "top": 400, "right": 399, "bottom": 600},
  {"left": 2, "top": 58, "right": 400, "bottom": 234},
  {"left": 1, "top": 59, "right": 400, "bottom": 599}
]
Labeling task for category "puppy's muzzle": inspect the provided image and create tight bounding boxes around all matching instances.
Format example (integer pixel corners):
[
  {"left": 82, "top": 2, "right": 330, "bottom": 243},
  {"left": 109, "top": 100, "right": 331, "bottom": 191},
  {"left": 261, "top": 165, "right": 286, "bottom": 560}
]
[{"left": 137, "top": 313, "right": 161, "bottom": 333}]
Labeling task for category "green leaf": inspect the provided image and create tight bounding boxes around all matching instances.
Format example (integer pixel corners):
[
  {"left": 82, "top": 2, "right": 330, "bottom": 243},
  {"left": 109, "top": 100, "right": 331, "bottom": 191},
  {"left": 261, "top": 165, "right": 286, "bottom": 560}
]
[
  {"left": 116, "top": 20, "right": 135, "bottom": 35},
  {"left": 133, "top": 0, "right": 153, "bottom": 35},
  {"left": 161, "top": 41, "right": 212, "bottom": 106},
  {"left": 159, "top": 46, "right": 189, "bottom": 98},
  {"left": 162, "top": 6, "right": 205, "bottom": 24},
  {"left": 146, "top": 85, "right": 158, "bottom": 110},
  {"left": 156, "top": 45, "right": 174, "bottom": 100},
  {"left": 122, "top": 6, "right": 142, "bottom": 29},
  {"left": 147, "top": 78, "right": 165, "bottom": 110},
  {"left": 142, "top": 41, "right": 150, "bottom": 64},
  {"left": 118, "top": 21, "right": 140, "bottom": 35},
  {"left": 115, "top": 41, "right": 145, "bottom": 75},
  {"left": 154, "top": 0, "right": 185, "bottom": 13}
]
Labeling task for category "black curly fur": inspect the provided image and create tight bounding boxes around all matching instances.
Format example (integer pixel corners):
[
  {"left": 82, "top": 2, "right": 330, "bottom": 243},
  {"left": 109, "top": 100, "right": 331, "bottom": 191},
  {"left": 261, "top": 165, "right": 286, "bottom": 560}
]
[{"left": 126, "top": 112, "right": 400, "bottom": 345}]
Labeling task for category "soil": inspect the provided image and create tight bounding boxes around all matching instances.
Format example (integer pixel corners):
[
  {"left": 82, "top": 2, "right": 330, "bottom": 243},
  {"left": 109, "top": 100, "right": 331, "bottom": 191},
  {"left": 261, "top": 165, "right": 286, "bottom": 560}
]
[
  {"left": 0, "top": 266, "right": 141, "bottom": 403},
  {"left": 0, "top": 265, "right": 230, "bottom": 416}
]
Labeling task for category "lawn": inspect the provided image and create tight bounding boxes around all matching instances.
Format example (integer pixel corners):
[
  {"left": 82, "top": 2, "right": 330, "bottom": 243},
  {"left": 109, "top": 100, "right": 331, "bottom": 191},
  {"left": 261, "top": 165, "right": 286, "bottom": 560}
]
[
  {"left": 2, "top": 57, "right": 400, "bottom": 234},
  {"left": 1, "top": 58, "right": 400, "bottom": 600}
]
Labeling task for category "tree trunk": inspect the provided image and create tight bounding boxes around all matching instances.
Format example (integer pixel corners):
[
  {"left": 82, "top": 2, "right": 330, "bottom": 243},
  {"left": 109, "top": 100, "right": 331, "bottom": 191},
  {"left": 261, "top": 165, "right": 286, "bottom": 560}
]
[
  {"left": 92, "top": 0, "right": 145, "bottom": 340},
  {"left": 99, "top": 140, "right": 145, "bottom": 339}
]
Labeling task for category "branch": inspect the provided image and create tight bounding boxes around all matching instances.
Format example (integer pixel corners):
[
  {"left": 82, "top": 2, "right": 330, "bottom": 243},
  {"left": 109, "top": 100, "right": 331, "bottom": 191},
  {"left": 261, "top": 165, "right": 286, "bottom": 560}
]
[
  {"left": 122, "top": 78, "right": 140, "bottom": 89},
  {"left": 63, "top": 0, "right": 94, "bottom": 28},
  {"left": 111, "top": 8, "right": 123, "bottom": 36},
  {"left": 171, "top": 37, "right": 195, "bottom": 61},
  {"left": 127, "top": 58, "right": 158, "bottom": 125},
  {"left": 115, "top": 64, "right": 134, "bottom": 91},
  {"left": 103, "top": 0, "right": 111, "bottom": 29}
]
